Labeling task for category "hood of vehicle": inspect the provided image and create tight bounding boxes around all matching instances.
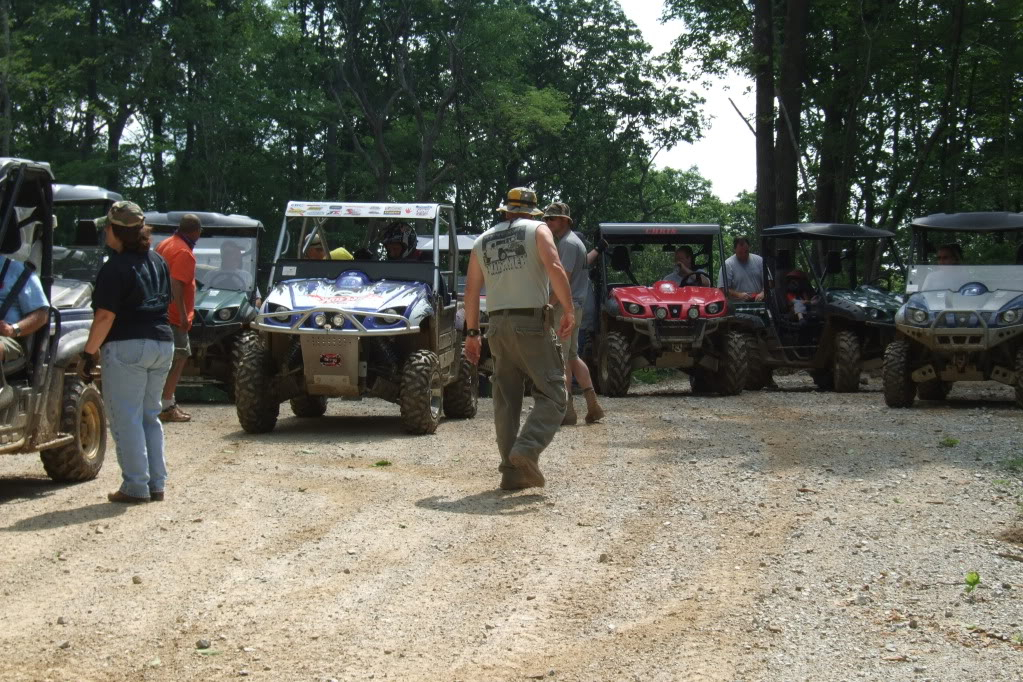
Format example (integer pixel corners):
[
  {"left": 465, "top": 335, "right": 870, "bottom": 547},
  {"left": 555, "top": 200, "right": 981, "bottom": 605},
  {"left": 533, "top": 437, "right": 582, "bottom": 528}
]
[
  {"left": 195, "top": 287, "right": 249, "bottom": 310},
  {"left": 611, "top": 282, "right": 724, "bottom": 306},
  {"left": 906, "top": 265, "right": 1023, "bottom": 296},
  {"left": 906, "top": 289, "right": 1021, "bottom": 313},
  {"left": 827, "top": 285, "right": 902, "bottom": 314},
  {"left": 51, "top": 278, "right": 93, "bottom": 310},
  {"left": 265, "top": 274, "right": 429, "bottom": 313}
]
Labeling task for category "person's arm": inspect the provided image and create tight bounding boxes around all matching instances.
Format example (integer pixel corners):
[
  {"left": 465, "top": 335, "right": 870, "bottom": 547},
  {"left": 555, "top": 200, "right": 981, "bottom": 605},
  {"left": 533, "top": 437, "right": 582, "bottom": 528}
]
[
  {"left": 170, "top": 278, "right": 187, "bottom": 327},
  {"left": 463, "top": 250, "right": 484, "bottom": 365},
  {"left": 84, "top": 309, "right": 116, "bottom": 355},
  {"left": 536, "top": 225, "right": 574, "bottom": 338},
  {"left": 0, "top": 307, "right": 49, "bottom": 339}
]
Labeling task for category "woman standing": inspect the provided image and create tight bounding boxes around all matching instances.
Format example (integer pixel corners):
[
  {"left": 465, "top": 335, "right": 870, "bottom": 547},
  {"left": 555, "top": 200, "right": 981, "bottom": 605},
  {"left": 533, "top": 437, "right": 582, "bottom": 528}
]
[{"left": 83, "top": 201, "right": 175, "bottom": 503}]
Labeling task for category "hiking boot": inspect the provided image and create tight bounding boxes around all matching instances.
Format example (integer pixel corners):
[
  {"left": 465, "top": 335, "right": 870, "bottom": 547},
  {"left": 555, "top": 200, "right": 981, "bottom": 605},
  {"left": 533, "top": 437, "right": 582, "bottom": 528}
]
[
  {"left": 107, "top": 490, "right": 149, "bottom": 504},
  {"left": 508, "top": 452, "right": 545, "bottom": 488},
  {"left": 499, "top": 468, "right": 530, "bottom": 490},
  {"left": 583, "top": 387, "right": 604, "bottom": 423},
  {"left": 159, "top": 405, "right": 191, "bottom": 423},
  {"left": 561, "top": 399, "right": 578, "bottom": 426}
]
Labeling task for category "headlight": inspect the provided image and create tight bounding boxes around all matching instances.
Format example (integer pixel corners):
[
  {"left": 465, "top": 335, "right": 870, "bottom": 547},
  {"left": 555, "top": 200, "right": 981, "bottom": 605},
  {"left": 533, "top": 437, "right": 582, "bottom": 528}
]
[
  {"left": 312, "top": 313, "right": 327, "bottom": 327},
  {"left": 216, "top": 307, "right": 237, "bottom": 321},
  {"left": 654, "top": 306, "right": 668, "bottom": 320},
  {"left": 908, "top": 308, "right": 928, "bottom": 324},
  {"left": 705, "top": 302, "right": 722, "bottom": 315},
  {"left": 331, "top": 313, "right": 345, "bottom": 327},
  {"left": 268, "top": 304, "right": 291, "bottom": 323},
  {"left": 375, "top": 307, "right": 404, "bottom": 325},
  {"left": 625, "top": 303, "right": 643, "bottom": 315},
  {"left": 1002, "top": 309, "right": 1020, "bottom": 324},
  {"left": 867, "top": 307, "right": 881, "bottom": 320},
  {"left": 687, "top": 306, "right": 700, "bottom": 319}
]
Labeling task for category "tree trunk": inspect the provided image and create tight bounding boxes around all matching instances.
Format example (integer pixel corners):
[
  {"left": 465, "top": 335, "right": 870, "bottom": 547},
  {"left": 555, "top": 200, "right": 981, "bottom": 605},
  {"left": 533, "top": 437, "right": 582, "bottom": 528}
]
[
  {"left": 753, "top": 0, "right": 775, "bottom": 235},
  {"left": 774, "top": 0, "right": 809, "bottom": 225},
  {"left": 0, "top": 0, "right": 10, "bottom": 156}
]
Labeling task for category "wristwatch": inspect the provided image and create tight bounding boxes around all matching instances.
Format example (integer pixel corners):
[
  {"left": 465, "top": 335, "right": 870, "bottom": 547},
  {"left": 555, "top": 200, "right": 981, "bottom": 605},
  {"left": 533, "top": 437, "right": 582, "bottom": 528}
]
[
  {"left": 11, "top": 322, "right": 21, "bottom": 338},
  {"left": 465, "top": 328, "right": 481, "bottom": 337}
]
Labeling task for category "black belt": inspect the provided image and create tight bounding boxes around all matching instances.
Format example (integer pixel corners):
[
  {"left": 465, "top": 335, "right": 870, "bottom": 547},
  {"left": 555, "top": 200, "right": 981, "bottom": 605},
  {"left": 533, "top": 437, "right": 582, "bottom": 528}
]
[{"left": 489, "top": 307, "right": 543, "bottom": 316}]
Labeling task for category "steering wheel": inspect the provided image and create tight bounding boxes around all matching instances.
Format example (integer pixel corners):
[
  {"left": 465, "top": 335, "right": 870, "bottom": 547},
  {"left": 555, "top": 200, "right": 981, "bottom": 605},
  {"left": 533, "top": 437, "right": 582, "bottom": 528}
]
[{"left": 206, "top": 272, "right": 249, "bottom": 290}]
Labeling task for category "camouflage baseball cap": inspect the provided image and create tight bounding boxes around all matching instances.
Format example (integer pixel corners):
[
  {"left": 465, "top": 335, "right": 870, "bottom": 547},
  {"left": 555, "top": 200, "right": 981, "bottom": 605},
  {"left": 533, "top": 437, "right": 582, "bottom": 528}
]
[
  {"left": 107, "top": 201, "right": 144, "bottom": 228},
  {"left": 543, "top": 202, "right": 573, "bottom": 224},
  {"left": 496, "top": 187, "right": 543, "bottom": 216}
]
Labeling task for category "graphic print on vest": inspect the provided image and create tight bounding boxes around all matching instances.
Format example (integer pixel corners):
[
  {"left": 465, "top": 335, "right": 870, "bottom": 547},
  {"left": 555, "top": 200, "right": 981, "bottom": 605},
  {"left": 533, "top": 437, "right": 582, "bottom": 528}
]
[{"left": 481, "top": 226, "right": 528, "bottom": 275}]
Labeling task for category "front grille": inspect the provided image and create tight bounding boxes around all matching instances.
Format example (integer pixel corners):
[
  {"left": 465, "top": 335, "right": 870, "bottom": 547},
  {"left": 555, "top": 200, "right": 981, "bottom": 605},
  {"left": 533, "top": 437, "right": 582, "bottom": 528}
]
[
  {"left": 655, "top": 319, "right": 703, "bottom": 340},
  {"left": 936, "top": 312, "right": 982, "bottom": 329}
]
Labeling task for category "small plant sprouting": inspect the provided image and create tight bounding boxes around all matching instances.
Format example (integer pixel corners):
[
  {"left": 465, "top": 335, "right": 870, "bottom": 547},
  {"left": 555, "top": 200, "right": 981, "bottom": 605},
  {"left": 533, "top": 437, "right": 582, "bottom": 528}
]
[
  {"left": 964, "top": 571, "right": 981, "bottom": 593},
  {"left": 373, "top": 460, "right": 392, "bottom": 467},
  {"left": 939, "top": 437, "right": 960, "bottom": 448},
  {"left": 1004, "top": 456, "right": 1023, "bottom": 474}
]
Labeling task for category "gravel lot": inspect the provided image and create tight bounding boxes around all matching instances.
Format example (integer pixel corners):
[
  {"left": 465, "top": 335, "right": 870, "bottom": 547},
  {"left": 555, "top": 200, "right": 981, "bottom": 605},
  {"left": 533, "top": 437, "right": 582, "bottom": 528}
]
[{"left": 1, "top": 374, "right": 1021, "bottom": 681}]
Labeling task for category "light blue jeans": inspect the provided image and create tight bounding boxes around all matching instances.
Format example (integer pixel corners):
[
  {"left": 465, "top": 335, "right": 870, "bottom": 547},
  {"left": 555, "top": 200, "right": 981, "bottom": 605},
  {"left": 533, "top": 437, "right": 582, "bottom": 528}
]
[{"left": 101, "top": 338, "right": 174, "bottom": 498}]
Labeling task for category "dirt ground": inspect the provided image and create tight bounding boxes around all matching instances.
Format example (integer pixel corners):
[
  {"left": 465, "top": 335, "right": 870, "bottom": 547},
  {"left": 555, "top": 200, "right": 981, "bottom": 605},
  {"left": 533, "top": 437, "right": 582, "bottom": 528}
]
[{"left": 1, "top": 375, "right": 1021, "bottom": 682}]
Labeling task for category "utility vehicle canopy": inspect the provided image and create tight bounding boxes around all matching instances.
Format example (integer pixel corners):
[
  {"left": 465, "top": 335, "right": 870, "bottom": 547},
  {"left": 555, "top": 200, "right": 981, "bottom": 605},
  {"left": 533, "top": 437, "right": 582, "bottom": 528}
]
[
  {"left": 599, "top": 223, "right": 720, "bottom": 241},
  {"left": 911, "top": 212, "right": 1023, "bottom": 232},
  {"left": 284, "top": 201, "right": 440, "bottom": 220},
  {"left": 52, "top": 184, "right": 123, "bottom": 205},
  {"left": 145, "top": 211, "right": 263, "bottom": 235},
  {"left": 763, "top": 223, "right": 893, "bottom": 240}
]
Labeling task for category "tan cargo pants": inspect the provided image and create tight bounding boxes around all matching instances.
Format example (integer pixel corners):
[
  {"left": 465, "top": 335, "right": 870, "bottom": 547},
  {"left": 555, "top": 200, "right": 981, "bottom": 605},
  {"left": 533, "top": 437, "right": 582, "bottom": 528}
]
[{"left": 486, "top": 308, "right": 567, "bottom": 474}]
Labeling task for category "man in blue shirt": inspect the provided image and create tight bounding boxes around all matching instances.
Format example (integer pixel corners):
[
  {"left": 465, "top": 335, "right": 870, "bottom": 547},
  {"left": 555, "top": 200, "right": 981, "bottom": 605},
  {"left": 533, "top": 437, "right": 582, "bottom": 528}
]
[{"left": 0, "top": 250, "right": 50, "bottom": 373}]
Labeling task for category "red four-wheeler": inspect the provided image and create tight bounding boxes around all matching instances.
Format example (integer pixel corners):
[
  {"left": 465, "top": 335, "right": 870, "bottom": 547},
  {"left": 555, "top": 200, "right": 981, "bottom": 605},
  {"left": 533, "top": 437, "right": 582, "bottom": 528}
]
[{"left": 584, "top": 223, "right": 749, "bottom": 397}]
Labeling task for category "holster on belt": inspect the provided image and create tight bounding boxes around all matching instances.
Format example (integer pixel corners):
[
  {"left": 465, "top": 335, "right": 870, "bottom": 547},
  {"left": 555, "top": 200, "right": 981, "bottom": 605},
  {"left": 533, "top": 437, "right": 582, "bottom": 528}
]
[{"left": 542, "top": 303, "right": 554, "bottom": 332}]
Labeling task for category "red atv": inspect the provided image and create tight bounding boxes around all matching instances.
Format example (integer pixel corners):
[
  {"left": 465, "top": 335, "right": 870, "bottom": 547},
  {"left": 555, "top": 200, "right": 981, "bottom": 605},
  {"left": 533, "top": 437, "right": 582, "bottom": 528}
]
[{"left": 582, "top": 223, "right": 750, "bottom": 397}]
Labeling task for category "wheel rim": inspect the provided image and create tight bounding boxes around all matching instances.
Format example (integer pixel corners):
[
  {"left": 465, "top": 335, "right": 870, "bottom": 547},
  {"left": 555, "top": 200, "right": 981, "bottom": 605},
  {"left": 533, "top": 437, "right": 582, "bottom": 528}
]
[{"left": 79, "top": 399, "right": 102, "bottom": 463}]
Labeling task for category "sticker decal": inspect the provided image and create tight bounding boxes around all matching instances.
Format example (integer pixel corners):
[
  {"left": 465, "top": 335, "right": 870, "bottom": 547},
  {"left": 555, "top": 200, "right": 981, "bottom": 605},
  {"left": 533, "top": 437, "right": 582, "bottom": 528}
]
[
  {"left": 319, "top": 353, "right": 342, "bottom": 367},
  {"left": 383, "top": 206, "right": 402, "bottom": 215},
  {"left": 282, "top": 266, "right": 297, "bottom": 276}
]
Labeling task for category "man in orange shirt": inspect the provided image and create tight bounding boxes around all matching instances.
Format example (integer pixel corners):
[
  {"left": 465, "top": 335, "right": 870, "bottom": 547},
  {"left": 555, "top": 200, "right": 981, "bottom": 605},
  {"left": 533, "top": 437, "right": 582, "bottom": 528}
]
[{"left": 155, "top": 214, "right": 202, "bottom": 422}]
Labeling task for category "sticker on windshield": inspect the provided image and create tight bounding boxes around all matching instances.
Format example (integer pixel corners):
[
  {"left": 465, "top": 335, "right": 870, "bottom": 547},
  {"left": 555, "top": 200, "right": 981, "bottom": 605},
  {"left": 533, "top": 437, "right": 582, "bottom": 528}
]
[
  {"left": 282, "top": 266, "right": 297, "bottom": 276},
  {"left": 208, "top": 290, "right": 220, "bottom": 296},
  {"left": 383, "top": 206, "right": 401, "bottom": 215}
]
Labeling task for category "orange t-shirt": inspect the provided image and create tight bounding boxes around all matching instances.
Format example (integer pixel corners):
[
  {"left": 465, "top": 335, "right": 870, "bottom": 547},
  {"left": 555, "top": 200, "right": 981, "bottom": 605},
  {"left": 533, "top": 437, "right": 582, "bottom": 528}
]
[{"left": 155, "top": 234, "right": 196, "bottom": 328}]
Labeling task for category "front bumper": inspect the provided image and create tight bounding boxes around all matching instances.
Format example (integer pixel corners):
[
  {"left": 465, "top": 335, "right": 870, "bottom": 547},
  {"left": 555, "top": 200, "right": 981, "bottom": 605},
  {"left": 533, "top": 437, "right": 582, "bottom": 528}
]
[
  {"left": 897, "top": 310, "right": 1023, "bottom": 352},
  {"left": 620, "top": 316, "right": 718, "bottom": 350},
  {"left": 254, "top": 307, "right": 420, "bottom": 337}
]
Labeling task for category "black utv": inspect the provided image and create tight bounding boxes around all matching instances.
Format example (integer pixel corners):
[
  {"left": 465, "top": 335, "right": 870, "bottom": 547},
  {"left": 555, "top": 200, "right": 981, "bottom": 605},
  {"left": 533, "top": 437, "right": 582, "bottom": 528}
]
[
  {"left": 741, "top": 223, "right": 902, "bottom": 391},
  {"left": 0, "top": 158, "right": 106, "bottom": 481}
]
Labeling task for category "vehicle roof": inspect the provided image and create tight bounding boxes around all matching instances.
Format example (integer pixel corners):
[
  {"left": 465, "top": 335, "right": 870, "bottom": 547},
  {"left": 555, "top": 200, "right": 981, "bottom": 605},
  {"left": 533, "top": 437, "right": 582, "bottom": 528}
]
[
  {"left": 0, "top": 157, "right": 54, "bottom": 181},
  {"left": 53, "top": 183, "right": 123, "bottom": 205},
  {"left": 763, "top": 223, "right": 894, "bottom": 239},
  {"left": 284, "top": 201, "right": 451, "bottom": 220},
  {"left": 910, "top": 212, "right": 1023, "bottom": 231},
  {"left": 598, "top": 223, "right": 721, "bottom": 238},
  {"left": 144, "top": 211, "right": 263, "bottom": 230},
  {"left": 418, "top": 234, "right": 478, "bottom": 251}
]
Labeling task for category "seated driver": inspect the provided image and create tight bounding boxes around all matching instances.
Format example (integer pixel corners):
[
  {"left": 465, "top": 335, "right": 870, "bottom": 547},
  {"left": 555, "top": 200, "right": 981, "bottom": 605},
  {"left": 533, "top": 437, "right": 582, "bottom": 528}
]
[
  {"left": 206, "top": 240, "right": 254, "bottom": 290},
  {"left": 663, "top": 245, "right": 710, "bottom": 287},
  {"left": 0, "top": 239, "right": 50, "bottom": 384},
  {"left": 303, "top": 233, "right": 353, "bottom": 260},
  {"left": 381, "top": 221, "right": 419, "bottom": 260},
  {"left": 935, "top": 243, "right": 963, "bottom": 265}
]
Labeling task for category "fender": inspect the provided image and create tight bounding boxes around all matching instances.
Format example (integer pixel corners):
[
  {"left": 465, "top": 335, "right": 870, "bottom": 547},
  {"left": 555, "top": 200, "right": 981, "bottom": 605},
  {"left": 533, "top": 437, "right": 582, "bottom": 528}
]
[
  {"left": 54, "top": 328, "right": 90, "bottom": 368},
  {"left": 732, "top": 312, "right": 766, "bottom": 331}
]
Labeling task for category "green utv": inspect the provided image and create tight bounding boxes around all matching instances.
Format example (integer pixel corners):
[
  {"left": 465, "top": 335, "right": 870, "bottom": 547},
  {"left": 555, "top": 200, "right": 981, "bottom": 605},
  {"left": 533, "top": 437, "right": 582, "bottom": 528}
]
[
  {"left": 0, "top": 158, "right": 107, "bottom": 480},
  {"left": 883, "top": 212, "right": 1023, "bottom": 408},
  {"left": 146, "top": 211, "right": 263, "bottom": 400},
  {"left": 741, "top": 223, "right": 903, "bottom": 391}
]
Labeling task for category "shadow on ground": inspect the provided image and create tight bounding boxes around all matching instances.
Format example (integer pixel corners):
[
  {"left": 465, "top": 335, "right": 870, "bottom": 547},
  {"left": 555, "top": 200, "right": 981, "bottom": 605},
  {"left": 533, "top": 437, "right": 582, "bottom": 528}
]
[{"left": 416, "top": 490, "right": 545, "bottom": 516}]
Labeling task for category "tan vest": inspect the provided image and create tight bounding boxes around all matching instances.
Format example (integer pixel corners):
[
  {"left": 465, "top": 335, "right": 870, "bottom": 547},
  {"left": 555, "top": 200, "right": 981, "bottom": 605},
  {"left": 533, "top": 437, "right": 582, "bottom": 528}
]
[{"left": 473, "top": 218, "right": 549, "bottom": 311}]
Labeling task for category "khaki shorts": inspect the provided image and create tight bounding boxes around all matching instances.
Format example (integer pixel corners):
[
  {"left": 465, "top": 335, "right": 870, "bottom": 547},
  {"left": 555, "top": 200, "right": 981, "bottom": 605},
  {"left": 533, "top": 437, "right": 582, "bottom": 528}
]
[
  {"left": 553, "top": 304, "right": 582, "bottom": 364},
  {"left": 172, "top": 325, "right": 191, "bottom": 358},
  {"left": 0, "top": 335, "right": 25, "bottom": 373}
]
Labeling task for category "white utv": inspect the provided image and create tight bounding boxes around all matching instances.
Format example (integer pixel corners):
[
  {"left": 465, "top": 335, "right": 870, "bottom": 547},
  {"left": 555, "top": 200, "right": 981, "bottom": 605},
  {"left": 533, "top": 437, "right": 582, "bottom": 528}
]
[
  {"left": 883, "top": 212, "right": 1023, "bottom": 408},
  {"left": 234, "top": 201, "right": 477, "bottom": 434}
]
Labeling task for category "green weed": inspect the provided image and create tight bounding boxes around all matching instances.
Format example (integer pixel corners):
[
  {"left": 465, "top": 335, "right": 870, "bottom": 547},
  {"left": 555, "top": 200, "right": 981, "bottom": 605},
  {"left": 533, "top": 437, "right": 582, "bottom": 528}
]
[
  {"left": 373, "top": 460, "right": 392, "bottom": 467},
  {"left": 939, "top": 437, "right": 960, "bottom": 448},
  {"left": 632, "top": 368, "right": 678, "bottom": 385},
  {"left": 964, "top": 571, "right": 981, "bottom": 593}
]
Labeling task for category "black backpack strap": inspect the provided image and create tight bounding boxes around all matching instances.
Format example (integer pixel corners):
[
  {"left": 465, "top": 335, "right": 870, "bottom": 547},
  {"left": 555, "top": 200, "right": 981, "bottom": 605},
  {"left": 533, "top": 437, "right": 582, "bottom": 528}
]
[{"left": 0, "top": 258, "right": 36, "bottom": 321}]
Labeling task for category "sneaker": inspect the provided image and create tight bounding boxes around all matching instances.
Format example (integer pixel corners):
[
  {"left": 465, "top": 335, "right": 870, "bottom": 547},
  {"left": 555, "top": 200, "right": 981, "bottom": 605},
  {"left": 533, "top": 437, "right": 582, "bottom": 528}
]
[{"left": 159, "top": 405, "right": 191, "bottom": 423}]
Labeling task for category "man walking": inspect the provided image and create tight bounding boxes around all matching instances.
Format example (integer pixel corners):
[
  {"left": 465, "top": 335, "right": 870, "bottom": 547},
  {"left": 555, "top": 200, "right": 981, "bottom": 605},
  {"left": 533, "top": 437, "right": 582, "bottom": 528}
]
[
  {"left": 718, "top": 236, "right": 765, "bottom": 301},
  {"left": 463, "top": 187, "right": 574, "bottom": 490},
  {"left": 155, "top": 213, "right": 201, "bottom": 422},
  {"left": 543, "top": 202, "right": 603, "bottom": 426}
]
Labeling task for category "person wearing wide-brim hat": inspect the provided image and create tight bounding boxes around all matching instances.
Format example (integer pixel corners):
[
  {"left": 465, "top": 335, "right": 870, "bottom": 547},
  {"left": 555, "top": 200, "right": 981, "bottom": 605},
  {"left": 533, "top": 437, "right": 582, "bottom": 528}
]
[
  {"left": 543, "top": 201, "right": 604, "bottom": 426},
  {"left": 83, "top": 201, "right": 175, "bottom": 503},
  {"left": 462, "top": 187, "right": 575, "bottom": 490}
]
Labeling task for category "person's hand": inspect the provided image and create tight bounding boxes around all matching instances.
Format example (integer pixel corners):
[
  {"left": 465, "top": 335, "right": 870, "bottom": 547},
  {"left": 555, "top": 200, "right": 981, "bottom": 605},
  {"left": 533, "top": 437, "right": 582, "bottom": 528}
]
[
  {"left": 557, "top": 311, "right": 574, "bottom": 339},
  {"left": 753, "top": 292, "right": 765, "bottom": 302},
  {"left": 464, "top": 335, "right": 481, "bottom": 365},
  {"left": 0, "top": 321, "right": 12, "bottom": 337},
  {"left": 77, "top": 351, "right": 98, "bottom": 383},
  {"left": 595, "top": 238, "right": 609, "bottom": 254}
]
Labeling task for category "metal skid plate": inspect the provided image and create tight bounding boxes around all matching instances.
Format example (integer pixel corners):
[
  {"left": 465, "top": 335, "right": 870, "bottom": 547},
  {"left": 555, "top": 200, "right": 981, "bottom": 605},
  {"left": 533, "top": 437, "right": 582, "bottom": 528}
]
[{"left": 301, "top": 335, "right": 360, "bottom": 397}]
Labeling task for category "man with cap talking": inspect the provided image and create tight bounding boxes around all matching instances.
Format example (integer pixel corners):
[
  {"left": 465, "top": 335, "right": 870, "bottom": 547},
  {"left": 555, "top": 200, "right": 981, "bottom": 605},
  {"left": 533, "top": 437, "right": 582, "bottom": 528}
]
[
  {"left": 155, "top": 213, "right": 201, "bottom": 422},
  {"left": 463, "top": 187, "right": 574, "bottom": 490},
  {"left": 544, "top": 201, "right": 604, "bottom": 426}
]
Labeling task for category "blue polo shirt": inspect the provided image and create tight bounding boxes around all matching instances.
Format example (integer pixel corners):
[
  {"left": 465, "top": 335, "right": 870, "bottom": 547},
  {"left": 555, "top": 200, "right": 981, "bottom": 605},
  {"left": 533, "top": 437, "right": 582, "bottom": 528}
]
[{"left": 0, "top": 256, "right": 48, "bottom": 324}]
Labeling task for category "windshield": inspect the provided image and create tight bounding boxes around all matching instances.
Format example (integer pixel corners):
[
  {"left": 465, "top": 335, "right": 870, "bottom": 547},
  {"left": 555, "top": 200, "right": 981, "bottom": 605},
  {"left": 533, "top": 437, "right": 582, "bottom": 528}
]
[
  {"left": 53, "top": 245, "right": 107, "bottom": 282},
  {"left": 278, "top": 215, "right": 449, "bottom": 262},
  {"left": 151, "top": 233, "right": 259, "bottom": 292},
  {"left": 783, "top": 238, "right": 899, "bottom": 293},
  {"left": 604, "top": 240, "right": 716, "bottom": 287},
  {"left": 913, "top": 228, "right": 1023, "bottom": 266}
]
